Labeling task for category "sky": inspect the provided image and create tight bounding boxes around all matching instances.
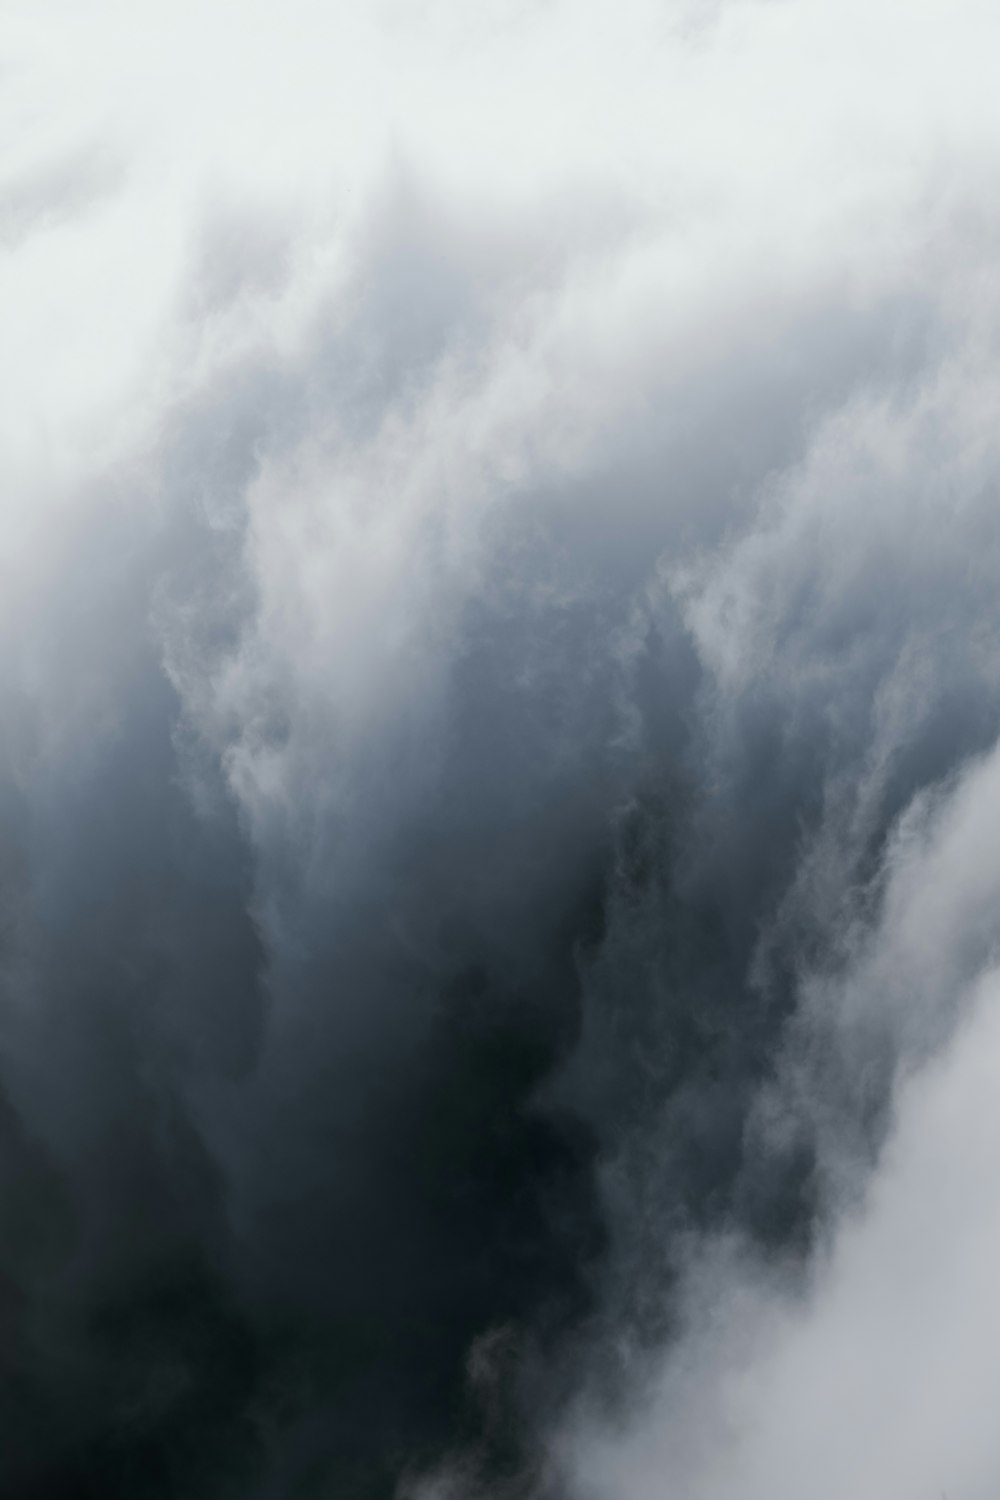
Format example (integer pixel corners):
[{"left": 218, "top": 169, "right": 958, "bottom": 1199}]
[{"left": 3, "top": 2, "right": 1000, "bottom": 1496}]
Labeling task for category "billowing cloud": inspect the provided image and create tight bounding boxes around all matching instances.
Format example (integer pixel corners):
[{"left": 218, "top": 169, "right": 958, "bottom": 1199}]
[{"left": 3, "top": 1, "right": 1000, "bottom": 1496}]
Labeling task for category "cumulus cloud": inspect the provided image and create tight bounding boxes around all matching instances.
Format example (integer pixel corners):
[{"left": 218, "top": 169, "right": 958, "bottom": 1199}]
[{"left": 3, "top": 1, "right": 1000, "bottom": 1496}]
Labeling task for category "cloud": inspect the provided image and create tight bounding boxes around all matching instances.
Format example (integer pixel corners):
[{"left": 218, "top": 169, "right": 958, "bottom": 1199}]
[
  {"left": 4, "top": 1, "right": 1000, "bottom": 1496},
  {"left": 567, "top": 777, "right": 1000, "bottom": 1498}
]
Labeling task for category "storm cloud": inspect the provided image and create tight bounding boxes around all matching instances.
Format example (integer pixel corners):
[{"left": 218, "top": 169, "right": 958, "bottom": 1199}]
[{"left": 3, "top": 1, "right": 1000, "bottom": 1495}]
